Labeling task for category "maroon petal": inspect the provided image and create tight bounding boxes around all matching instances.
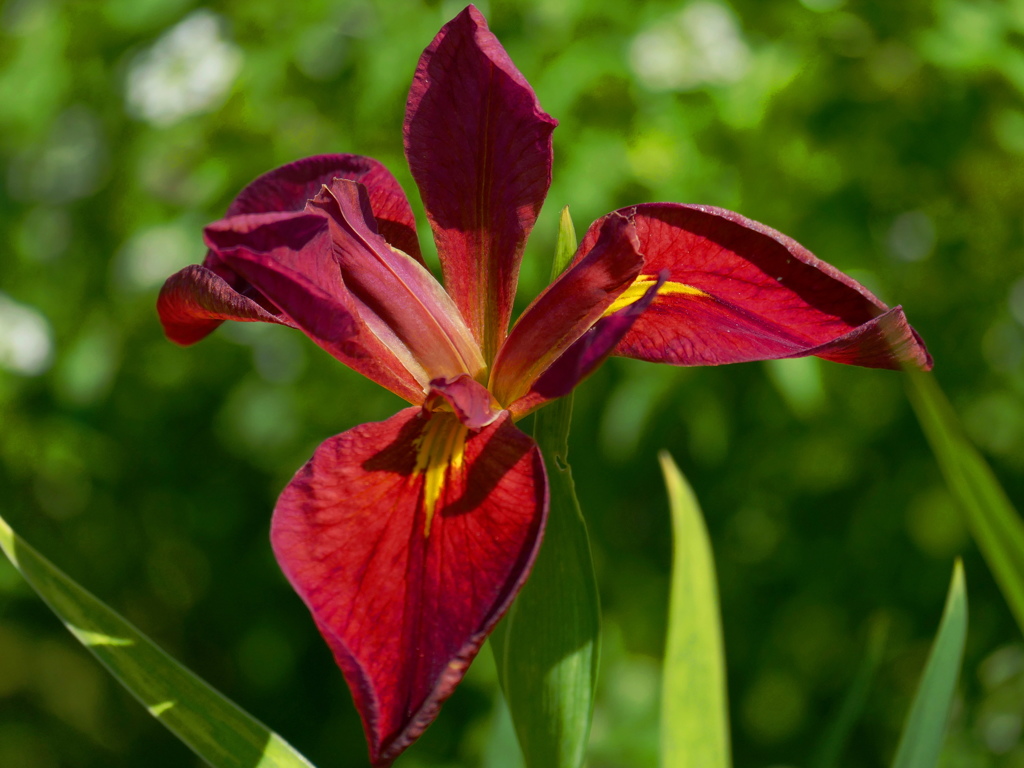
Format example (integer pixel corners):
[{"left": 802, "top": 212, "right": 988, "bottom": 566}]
[
  {"left": 509, "top": 275, "right": 664, "bottom": 419},
  {"left": 404, "top": 5, "right": 557, "bottom": 362},
  {"left": 179, "top": 155, "right": 424, "bottom": 346},
  {"left": 206, "top": 212, "right": 426, "bottom": 403},
  {"left": 576, "top": 204, "right": 933, "bottom": 370},
  {"left": 226, "top": 153, "right": 422, "bottom": 262},
  {"left": 489, "top": 212, "right": 642, "bottom": 408},
  {"left": 272, "top": 407, "right": 547, "bottom": 765},
  {"left": 157, "top": 264, "right": 293, "bottom": 345}
]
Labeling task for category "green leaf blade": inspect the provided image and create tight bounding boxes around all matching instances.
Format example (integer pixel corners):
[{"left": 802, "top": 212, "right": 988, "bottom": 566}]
[
  {"left": 0, "top": 514, "right": 315, "bottom": 768},
  {"left": 891, "top": 560, "right": 967, "bottom": 768},
  {"left": 490, "top": 392, "right": 601, "bottom": 768},
  {"left": 812, "top": 616, "right": 889, "bottom": 768},
  {"left": 906, "top": 371, "right": 1024, "bottom": 634},
  {"left": 658, "top": 452, "right": 731, "bottom": 768}
]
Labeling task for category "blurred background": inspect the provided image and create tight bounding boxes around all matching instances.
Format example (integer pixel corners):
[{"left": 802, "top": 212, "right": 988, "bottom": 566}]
[{"left": 1, "top": 0, "right": 1023, "bottom": 765}]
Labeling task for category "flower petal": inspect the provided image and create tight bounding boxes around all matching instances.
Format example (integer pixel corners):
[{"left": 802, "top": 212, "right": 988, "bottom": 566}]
[
  {"left": 226, "top": 153, "right": 422, "bottom": 262},
  {"left": 508, "top": 275, "right": 664, "bottom": 419},
  {"left": 158, "top": 211, "right": 327, "bottom": 345},
  {"left": 577, "top": 204, "right": 933, "bottom": 370},
  {"left": 157, "top": 264, "right": 293, "bottom": 345},
  {"left": 489, "top": 212, "right": 642, "bottom": 408},
  {"left": 205, "top": 211, "right": 426, "bottom": 403},
  {"left": 404, "top": 5, "right": 557, "bottom": 362},
  {"left": 174, "top": 155, "right": 423, "bottom": 346},
  {"left": 272, "top": 407, "right": 547, "bottom": 766},
  {"left": 308, "top": 180, "right": 485, "bottom": 382}
]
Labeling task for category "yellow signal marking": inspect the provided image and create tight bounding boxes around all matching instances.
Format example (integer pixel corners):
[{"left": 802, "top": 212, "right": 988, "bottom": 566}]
[
  {"left": 603, "top": 276, "right": 707, "bottom": 316},
  {"left": 413, "top": 414, "right": 468, "bottom": 537}
]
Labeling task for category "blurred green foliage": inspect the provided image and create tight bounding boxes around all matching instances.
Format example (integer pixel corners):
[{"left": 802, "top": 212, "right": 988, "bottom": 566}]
[{"left": 1, "top": 0, "right": 1023, "bottom": 766}]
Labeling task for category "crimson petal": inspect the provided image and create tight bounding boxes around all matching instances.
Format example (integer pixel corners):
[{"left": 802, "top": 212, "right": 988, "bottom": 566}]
[
  {"left": 404, "top": 5, "right": 557, "bottom": 363},
  {"left": 272, "top": 407, "right": 547, "bottom": 766},
  {"left": 577, "top": 204, "right": 933, "bottom": 370},
  {"left": 490, "top": 212, "right": 642, "bottom": 408}
]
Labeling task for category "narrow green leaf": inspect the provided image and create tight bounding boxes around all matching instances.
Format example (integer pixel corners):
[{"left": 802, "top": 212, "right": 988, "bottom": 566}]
[
  {"left": 490, "top": 392, "right": 600, "bottom": 768},
  {"left": 0, "top": 513, "right": 315, "bottom": 768},
  {"left": 489, "top": 206, "right": 599, "bottom": 768},
  {"left": 891, "top": 560, "right": 968, "bottom": 768},
  {"left": 657, "top": 452, "right": 731, "bottom": 768},
  {"left": 906, "top": 371, "right": 1024, "bottom": 634},
  {"left": 812, "top": 616, "right": 889, "bottom": 768}
]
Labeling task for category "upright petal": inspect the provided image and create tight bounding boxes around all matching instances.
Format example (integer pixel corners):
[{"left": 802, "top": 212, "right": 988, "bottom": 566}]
[
  {"left": 404, "top": 5, "right": 557, "bottom": 363},
  {"left": 489, "top": 212, "right": 642, "bottom": 408},
  {"left": 205, "top": 211, "right": 426, "bottom": 403},
  {"left": 577, "top": 204, "right": 933, "bottom": 370},
  {"left": 272, "top": 407, "right": 547, "bottom": 766},
  {"left": 309, "top": 180, "right": 485, "bottom": 382}
]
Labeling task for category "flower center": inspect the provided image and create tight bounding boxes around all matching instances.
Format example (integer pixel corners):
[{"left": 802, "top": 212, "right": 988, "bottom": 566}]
[{"left": 412, "top": 413, "right": 468, "bottom": 536}]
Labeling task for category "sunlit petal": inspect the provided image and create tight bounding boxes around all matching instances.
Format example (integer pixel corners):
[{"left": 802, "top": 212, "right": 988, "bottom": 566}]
[
  {"left": 272, "top": 408, "right": 546, "bottom": 766},
  {"left": 577, "top": 203, "right": 932, "bottom": 370}
]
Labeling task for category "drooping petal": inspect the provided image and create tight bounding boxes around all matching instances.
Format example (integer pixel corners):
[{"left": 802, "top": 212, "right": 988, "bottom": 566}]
[
  {"left": 508, "top": 275, "right": 664, "bottom": 419},
  {"left": 308, "top": 180, "right": 485, "bottom": 382},
  {"left": 489, "top": 212, "right": 642, "bottom": 408},
  {"left": 576, "top": 204, "right": 933, "bottom": 370},
  {"left": 157, "top": 264, "right": 293, "bottom": 345},
  {"left": 272, "top": 407, "right": 547, "bottom": 766},
  {"left": 205, "top": 211, "right": 426, "bottom": 403},
  {"left": 226, "top": 153, "right": 422, "bottom": 262},
  {"left": 158, "top": 211, "right": 328, "bottom": 345},
  {"left": 424, "top": 374, "right": 502, "bottom": 430},
  {"left": 404, "top": 5, "right": 557, "bottom": 363}
]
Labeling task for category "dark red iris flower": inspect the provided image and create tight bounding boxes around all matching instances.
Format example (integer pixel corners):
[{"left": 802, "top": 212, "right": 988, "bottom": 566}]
[{"left": 158, "top": 6, "right": 932, "bottom": 765}]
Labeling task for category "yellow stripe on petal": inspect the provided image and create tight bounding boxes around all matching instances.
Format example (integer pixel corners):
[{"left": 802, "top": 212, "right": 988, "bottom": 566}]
[
  {"left": 413, "top": 414, "right": 468, "bottom": 537},
  {"left": 603, "top": 276, "right": 707, "bottom": 316}
]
